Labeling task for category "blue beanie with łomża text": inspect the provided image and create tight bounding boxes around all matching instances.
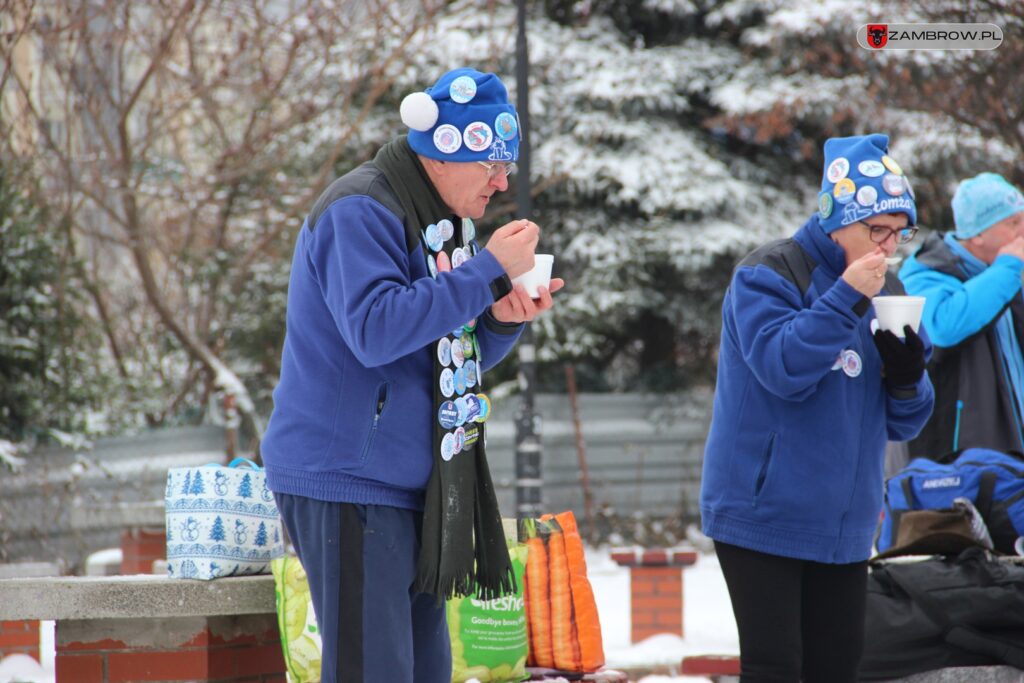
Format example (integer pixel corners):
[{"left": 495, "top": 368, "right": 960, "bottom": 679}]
[{"left": 816, "top": 133, "right": 917, "bottom": 234}]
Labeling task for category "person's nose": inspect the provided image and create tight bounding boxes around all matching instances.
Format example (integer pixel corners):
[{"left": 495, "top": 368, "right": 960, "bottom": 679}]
[{"left": 489, "top": 171, "right": 509, "bottom": 192}]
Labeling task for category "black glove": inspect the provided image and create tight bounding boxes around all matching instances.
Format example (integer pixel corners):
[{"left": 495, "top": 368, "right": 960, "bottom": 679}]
[{"left": 872, "top": 325, "right": 926, "bottom": 390}]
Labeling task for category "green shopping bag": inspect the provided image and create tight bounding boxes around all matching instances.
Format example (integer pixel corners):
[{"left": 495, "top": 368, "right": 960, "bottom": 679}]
[
  {"left": 272, "top": 555, "right": 322, "bottom": 683},
  {"left": 447, "top": 534, "right": 529, "bottom": 682}
]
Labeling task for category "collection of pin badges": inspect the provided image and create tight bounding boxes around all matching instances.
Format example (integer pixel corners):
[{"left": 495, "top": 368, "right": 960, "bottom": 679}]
[
  {"left": 430, "top": 75, "right": 519, "bottom": 156},
  {"left": 427, "top": 215, "right": 492, "bottom": 462},
  {"left": 819, "top": 154, "right": 915, "bottom": 221}
]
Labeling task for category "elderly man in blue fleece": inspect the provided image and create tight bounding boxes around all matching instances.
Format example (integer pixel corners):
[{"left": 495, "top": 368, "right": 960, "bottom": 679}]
[
  {"left": 700, "top": 133, "right": 934, "bottom": 683},
  {"left": 899, "top": 172, "right": 1024, "bottom": 458},
  {"left": 260, "top": 67, "right": 563, "bottom": 683}
]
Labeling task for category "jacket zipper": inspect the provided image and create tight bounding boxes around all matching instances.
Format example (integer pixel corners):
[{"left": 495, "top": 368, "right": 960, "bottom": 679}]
[
  {"left": 753, "top": 432, "right": 777, "bottom": 505},
  {"left": 361, "top": 383, "right": 388, "bottom": 463}
]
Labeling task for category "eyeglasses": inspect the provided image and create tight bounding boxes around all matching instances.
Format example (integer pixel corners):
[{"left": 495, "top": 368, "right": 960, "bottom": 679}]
[
  {"left": 477, "top": 161, "right": 516, "bottom": 179},
  {"left": 861, "top": 222, "right": 918, "bottom": 245}
]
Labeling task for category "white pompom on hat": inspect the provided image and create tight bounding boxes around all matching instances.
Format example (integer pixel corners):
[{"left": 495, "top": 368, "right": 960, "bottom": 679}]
[{"left": 400, "top": 91, "right": 439, "bottom": 132}]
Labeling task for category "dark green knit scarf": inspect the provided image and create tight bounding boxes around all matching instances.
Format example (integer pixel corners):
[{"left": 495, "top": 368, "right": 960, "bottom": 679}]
[{"left": 373, "top": 137, "right": 514, "bottom": 601}]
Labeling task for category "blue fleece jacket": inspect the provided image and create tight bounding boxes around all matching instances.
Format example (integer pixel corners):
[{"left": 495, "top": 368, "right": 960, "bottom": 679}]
[
  {"left": 700, "top": 216, "right": 934, "bottom": 563},
  {"left": 261, "top": 171, "right": 522, "bottom": 510}
]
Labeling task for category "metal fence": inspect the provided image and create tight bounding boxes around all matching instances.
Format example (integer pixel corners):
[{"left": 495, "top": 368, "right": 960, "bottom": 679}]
[{"left": 0, "top": 392, "right": 712, "bottom": 570}]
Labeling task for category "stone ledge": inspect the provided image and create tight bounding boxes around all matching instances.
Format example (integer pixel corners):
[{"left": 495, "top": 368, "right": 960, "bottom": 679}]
[
  {"left": 0, "top": 573, "right": 275, "bottom": 621},
  {"left": 610, "top": 547, "right": 699, "bottom": 567}
]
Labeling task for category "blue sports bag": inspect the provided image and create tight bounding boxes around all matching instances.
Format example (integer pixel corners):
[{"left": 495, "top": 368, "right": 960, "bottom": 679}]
[{"left": 879, "top": 448, "right": 1024, "bottom": 555}]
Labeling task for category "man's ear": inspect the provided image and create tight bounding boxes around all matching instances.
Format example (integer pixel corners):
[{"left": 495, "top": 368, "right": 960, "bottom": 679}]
[{"left": 421, "top": 156, "right": 446, "bottom": 177}]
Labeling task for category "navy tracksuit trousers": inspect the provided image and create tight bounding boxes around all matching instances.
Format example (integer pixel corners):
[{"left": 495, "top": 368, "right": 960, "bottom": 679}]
[{"left": 275, "top": 493, "right": 450, "bottom": 683}]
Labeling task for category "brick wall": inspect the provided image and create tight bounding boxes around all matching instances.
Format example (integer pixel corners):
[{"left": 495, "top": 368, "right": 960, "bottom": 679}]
[
  {"left": 120, "top": 528, "right": 166, "bottom": 574},
  {"left": 630, "top": 566, "right": 684, "bottom": 642},
  {"left": 611, "top": 548, "right": 698, "bottom": 644},
  {"left": 0, "top": 619, "right": 40, "bottom": 661},
  {"left": 56, "top": 614, "right": 286, "bottom": 683}
]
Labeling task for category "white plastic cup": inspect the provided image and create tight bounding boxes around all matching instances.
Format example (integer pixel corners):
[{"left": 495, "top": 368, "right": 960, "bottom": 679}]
[
  {"left": 510, "top": 253, "right": 554, "bottom": 298},
  {"left": 872, "top": 295, "right": 926, "bottom": 338}
]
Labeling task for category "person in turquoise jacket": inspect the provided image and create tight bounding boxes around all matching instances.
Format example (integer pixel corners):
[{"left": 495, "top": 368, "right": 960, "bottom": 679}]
[
  {"left": 899, "top": 172, "right": 1024, "bottom": 458},
  {"left": 700, "top": 134, "right": 934, "bottom": 683}
]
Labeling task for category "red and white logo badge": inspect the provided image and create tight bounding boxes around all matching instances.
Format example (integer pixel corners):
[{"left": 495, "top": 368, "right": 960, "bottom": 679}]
[{"left": 867, "top": 24, "right": 888, "bottom": 48}]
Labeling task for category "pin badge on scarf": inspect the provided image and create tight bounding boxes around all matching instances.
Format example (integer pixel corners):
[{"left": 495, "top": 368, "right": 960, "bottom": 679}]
[
  {"left": 464, "top": 360, "right": 477, "bottom": 389},
  {"left": 452, "top": 246, "right": 468, "bottom": 268},
  {"left": 463, "top": 393, "right": 482, "bottom": 422},
  {"left": 454, "top": 397, "right": 469, "bottom": 426},
  {"left": 454, "top": 367, "right": 467, "bottom": 396},
  {"left": 440, "top": 367, "right": 455, "bottom": 398},
  {"left": 441, "top": 432, "right": 457, "bottom": 461},
  {"left": 437, "top": 337, "right": 452, "bottom": 366},
  {"left": 427, "top": 254, "right": 438, "bottom": 278},
  {"left": 462, "top": 217, "right": 476, "bottom": 243},
  {"left": 436, "top": 250, "right": 451, "bottom": 273},
  {"left": 438, "top": 401, "right": 459, "bottom": 429},
  {"left": 475, "top": 393, "right": 491, "bottom": 422},
  {"left": 425, "top": 223, "right": 444, "bottom": 251},
  {"left": 454, "top": 426, "right": 466, "bottom": 454},
  {"left": 452, "top": 338, "right": 465, "bottom": 368},
  {"left": 437, "top": 219, "right": 455, "bottom": 241},
  {"left": 460, "top": 332, "right": 474, "bottom": 358}
]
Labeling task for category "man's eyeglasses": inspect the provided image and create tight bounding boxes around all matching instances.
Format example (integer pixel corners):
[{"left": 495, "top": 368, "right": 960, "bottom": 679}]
[
  {"left": 477, "top": 161, "right": 516, "bottom": 179},
  {"left": 861, "top": 222, "right": 918, "bottom": 245}
]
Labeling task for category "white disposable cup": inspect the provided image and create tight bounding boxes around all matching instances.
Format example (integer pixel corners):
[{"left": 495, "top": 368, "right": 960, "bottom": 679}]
[
  {"left": 511, "top": 253, "right": 554, "bottom": 298},
  {"left": 872, "top": 295, "right": 925, "bottom": 337}
]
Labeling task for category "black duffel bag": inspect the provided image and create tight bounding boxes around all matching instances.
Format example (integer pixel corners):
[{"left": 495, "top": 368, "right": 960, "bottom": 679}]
[{"left": 859, "top": 547, "right": 1024, "bottom": 681}]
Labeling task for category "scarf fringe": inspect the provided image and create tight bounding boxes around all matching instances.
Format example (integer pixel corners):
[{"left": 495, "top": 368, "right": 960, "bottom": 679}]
[{"left": 420, "top": 565, "right": 518, "bottom": 602}]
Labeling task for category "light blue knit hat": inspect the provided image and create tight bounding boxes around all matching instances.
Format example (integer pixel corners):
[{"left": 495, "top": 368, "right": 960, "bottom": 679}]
[{"left": 952, "top": 173, "right": 1024, "bottom": 239}]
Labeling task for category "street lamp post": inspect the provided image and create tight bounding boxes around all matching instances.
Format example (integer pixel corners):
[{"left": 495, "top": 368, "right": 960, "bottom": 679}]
[{"left": 514, "top": 0, "right": 542, "bottom": 520}]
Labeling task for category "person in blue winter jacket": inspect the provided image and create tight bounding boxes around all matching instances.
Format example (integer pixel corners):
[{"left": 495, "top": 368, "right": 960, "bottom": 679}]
[
  {"left": 700, "top": 134, "right": 934, "bottom": 683},
  {"left": 899, "top": 172, "right": 1024, "bottom": 458},
  {"left": 260, "top": 67, "right": 563, "bottom": 683}
]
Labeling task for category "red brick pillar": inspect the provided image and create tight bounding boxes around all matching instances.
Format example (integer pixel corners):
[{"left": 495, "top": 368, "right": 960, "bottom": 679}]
[
  {"left": 120, "top": 527, "right": 166, "bottom": 574},
  {"left": 610, "top": 548, "right": 697, "bottom": 643},
  {"left": 0, "top": 619, "right": 40, "bottom": 661},
  {"left": 56, "top": 614, "right": 287, "bottom": 682}
]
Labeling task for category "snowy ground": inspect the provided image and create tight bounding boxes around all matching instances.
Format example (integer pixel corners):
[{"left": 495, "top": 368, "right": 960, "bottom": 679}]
[{"left": 0, "top": 548, "right": 738, "bottom": 683}]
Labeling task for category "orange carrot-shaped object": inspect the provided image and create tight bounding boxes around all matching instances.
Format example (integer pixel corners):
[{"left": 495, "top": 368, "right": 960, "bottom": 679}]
[
  {"left": 523, "top": 519, "right": 554, "bottom": 668},
  {"left": 546, "top": 519, "right": 582, "bottom": 671},
  {"left": 554, "top": 511, "right": 605, "bottom": 671}
]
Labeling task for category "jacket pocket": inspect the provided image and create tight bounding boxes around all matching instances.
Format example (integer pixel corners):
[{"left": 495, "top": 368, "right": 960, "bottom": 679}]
[
  {"left": 358, "top": 382, "right": 389, "bottom": 467},
  {"left": 752, "top": 431, "right": 777, "bottom": 507}
]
